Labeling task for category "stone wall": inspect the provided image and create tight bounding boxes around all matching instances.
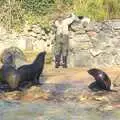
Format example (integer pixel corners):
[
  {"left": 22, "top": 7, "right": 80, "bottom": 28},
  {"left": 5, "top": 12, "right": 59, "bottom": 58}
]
[
  {"left": 0, "top": 24, "right": 54, "bottom": 54},
  {"left": 68, "top": 20, "right": 120, "bottom": 67},
  {"left": 0, "top": 20, "right": 120, "bottom": 67}
]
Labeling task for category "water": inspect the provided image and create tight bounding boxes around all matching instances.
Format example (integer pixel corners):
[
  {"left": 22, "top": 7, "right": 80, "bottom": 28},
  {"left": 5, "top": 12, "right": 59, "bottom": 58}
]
[
  {"left": 0, "top": 82, "right": 120, "bottom": 120},
  {"left": 0, "top": 100, "right": 120, "bottom": 120}
]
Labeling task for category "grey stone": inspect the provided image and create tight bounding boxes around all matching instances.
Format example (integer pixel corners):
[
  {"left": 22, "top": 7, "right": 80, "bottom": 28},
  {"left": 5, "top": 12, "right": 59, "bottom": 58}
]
[
  {"left": 0, "top": 20, "right": 120, "bottom": 67},
  {"left": 85, "top": 22, "right": 99, "bottom": 32},
  {"left": 68, "top": 50, "right": 94, "bottom": 67},
  {"left": 95, "top": 53, "right": 114, "bottom": 66},
  {"left": 89, "top": 49, "right": 103, "bottom": 57},
  {"left": 32, "top": 25, "right": 42, "bottom": 34},
  {"left": 28, "top": 31, "right": 37, "bottom": 38},
  {"left": 111, "top": 20, "right": 120, "bottom": 30},
  {"left": 70, "top": 22, "right": 86, "bottom": 33}
]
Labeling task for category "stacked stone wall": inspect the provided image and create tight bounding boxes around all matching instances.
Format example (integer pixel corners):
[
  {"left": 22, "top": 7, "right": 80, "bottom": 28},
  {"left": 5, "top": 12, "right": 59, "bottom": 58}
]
[{"left": 0, "top": 20, "right": 120, "bottom": 67}]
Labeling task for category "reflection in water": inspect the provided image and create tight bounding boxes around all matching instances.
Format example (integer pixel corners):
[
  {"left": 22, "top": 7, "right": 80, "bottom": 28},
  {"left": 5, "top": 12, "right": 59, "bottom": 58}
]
[
  {"left": 0, "top": 100, "right": 120, "bottom": 120},
  {"left": 0, "top": 82, "right": 120, "bottom": 120}
]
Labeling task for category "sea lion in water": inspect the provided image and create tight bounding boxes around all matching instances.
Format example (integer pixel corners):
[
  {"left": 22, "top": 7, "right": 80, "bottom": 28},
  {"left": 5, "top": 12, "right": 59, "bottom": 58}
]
[{"left": 88, "top": 68, "right": 116, "bottom": 92}]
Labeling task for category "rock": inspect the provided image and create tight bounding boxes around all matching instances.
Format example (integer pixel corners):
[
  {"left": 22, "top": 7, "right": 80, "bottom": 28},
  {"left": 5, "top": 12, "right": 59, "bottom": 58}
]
[
  {"left": 22, "top": 86, "right": 49, "bottom": 101},
  {"left": 29, "top": 31, "right": 37, "bottom": 38},
  {"left": 32, "top": 40, "right": 46, "bottom": 51},
  {"left": 0, "top": 26, "right": 7, "bottom": 35},
  {"left": 111, "top": 20, "right": 120, "bottom": 30},
  {"left": 70, "top": 22, "right": 85, "bottom": 32},
  {"left": 87, "top": 31, "right": 97, "bottom": 37},
  {"left": 1, "top": 47, "right": 27, "bottom": 68},
  {"left": 0, "top": 20, "right": 120, "bottom": 67},
  {"left": 3, "top": 91, "right": 23, "bottom": 100},
  {"left": 69, "top": 40, "right": 91, "bottom": 51},
  {"left": 98, "top": 105, "right": 113, "bottom": 111},
  {"left": 89, "top": 49, "right": 103, "bottom": 57},
  {"left": 85, "top": 22, "right": 98, "bottom": 32},
  {"left": 68, "top": 50, "right": 94, "bottom": 67},
  {"left": 113, "top": 75, "right": 120, "bottom": 87},
  {"left": 95, "top": 53, "right": 114, "bottom": 66},
  {"left": 0, "top": 86, "right": 50, "bottom": 101},
  {"left": 92, "top": 96, "right": 109, "bottom": 102},
  {"left": 78, "top": 95, "right": 88, "bottom": 101},
  {"left": 32, "top": 25, "right": 42, "bottom": 34},
  {"left": 101, "top": 21, "right": 113, "bottom": 34},
  {"left": 78, "top": 91, "right": 90, "bottom": 102},
  {"left": 112, "top": 38, "right": 120, "bottom": 48}
]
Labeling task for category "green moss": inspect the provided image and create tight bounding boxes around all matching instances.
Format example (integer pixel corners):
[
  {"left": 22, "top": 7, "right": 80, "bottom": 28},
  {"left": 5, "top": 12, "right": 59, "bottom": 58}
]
[{"left": 24, "top": 13, "right": 51, "bottom": 29}]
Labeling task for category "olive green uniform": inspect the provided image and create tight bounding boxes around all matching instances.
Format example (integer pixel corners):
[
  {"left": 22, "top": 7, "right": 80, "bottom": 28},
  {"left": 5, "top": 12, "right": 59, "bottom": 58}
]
[{"left": 54, "top": 34, "right": 69, "bottom": 57}]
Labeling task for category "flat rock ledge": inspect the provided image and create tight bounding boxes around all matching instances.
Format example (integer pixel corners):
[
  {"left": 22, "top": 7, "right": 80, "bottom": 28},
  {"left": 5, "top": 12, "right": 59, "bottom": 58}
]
[{"left": 0, "top": 86, "right": 50, "bottom": 102}]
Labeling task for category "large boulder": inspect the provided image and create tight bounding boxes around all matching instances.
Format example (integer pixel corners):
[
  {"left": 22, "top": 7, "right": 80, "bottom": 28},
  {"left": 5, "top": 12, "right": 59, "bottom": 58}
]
[{"left": 0, "top": 47, "right": 27, "bottom": 68}]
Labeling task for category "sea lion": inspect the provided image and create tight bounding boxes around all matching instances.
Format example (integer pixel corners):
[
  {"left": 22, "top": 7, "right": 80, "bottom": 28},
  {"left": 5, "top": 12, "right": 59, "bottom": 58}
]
[
  {"left": 18, "top": 51, "right": 46, "bottom": 85},
  {"left": 0, "top": 51, "right": 46, "bottom": 91},
  {"left": 88, "top": 68, "right": 112, "bottom": 91},
  {"left": 1, "top": 47, "right": 27, "bottom": 69},
  {"left": 0, "top": 64, "right": 20, "bottom": 91}
]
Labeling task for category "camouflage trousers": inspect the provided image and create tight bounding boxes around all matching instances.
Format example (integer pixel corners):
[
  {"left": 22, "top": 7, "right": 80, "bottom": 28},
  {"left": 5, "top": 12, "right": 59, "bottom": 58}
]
[{"left": 53, "top": 34, "right": 69, "bottom": 56}]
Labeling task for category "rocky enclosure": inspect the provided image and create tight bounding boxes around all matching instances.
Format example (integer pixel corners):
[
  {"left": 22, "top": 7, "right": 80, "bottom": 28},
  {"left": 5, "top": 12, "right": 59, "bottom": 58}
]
[
  {"left": 0, "top": 67, "right": 120, "bottom": 106},
  {"left": 0, "top": 20, "right": 120, "bottom": 67}
]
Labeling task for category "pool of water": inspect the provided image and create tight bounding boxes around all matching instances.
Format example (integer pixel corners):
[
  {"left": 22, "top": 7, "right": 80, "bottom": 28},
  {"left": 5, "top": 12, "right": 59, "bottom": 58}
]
[
  {"left": 0, "top": 82, "right": 120, "bottom": 120},
  {"left": 0, "top": 100, "right": 120, "bottom": 120}
]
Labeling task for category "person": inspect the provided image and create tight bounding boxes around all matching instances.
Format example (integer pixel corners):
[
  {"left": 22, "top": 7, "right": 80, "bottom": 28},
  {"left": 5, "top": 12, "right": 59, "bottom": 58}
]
[{"left": 53, "top": 13, "right": 80, "bottom": 68}]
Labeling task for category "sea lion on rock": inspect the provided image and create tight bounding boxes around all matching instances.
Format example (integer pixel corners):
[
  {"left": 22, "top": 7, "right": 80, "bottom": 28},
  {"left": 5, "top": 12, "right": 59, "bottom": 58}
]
[
  {"left": 88, "top": 68, "right": 112, "bottom": 91},
  {"left": 0, "top": 51, "right": 46, "bottom": 91},
  {"left": 1, "top": 65, "right": 20, "bottom": 91},
  {"left": 0, "top": 55, "right": 20, "bottom": 91},
  {"left": 18, "top": 51, "right": 46, "bottom": 86}
]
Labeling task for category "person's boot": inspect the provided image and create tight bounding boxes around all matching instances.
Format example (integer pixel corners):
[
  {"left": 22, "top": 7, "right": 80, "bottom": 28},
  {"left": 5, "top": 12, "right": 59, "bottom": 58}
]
[
  {"left": 55, "top": 55, "right": 61, "bottom": 68},
  {"left": 62, "top": 56, "right": 67, "bottom": 68}
]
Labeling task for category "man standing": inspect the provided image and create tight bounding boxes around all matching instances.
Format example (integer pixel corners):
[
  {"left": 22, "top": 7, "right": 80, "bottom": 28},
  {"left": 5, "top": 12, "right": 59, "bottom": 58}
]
[{"left": 53, "top": 13, "right": 79, "bottom": 68}]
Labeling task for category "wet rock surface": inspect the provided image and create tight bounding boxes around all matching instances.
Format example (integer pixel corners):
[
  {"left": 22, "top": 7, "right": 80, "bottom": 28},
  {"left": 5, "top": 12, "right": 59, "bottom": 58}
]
[{"left": 0, "top": 67, "right": 120, "bottom": 119}]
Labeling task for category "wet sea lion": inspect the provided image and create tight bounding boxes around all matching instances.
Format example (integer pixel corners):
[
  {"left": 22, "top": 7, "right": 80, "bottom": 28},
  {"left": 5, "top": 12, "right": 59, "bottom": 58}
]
[
  {"left": 0, "top": 64, "right": 20, "bottom": 91},
  {"left": 88, "top": 68, "right": 116, "bottom": 92},
  {"left": 0, "top": 51, "right": 46, "bottom": 91},
  {"left": 18, "top": 51, "right": 46, "bottom": 85}
]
